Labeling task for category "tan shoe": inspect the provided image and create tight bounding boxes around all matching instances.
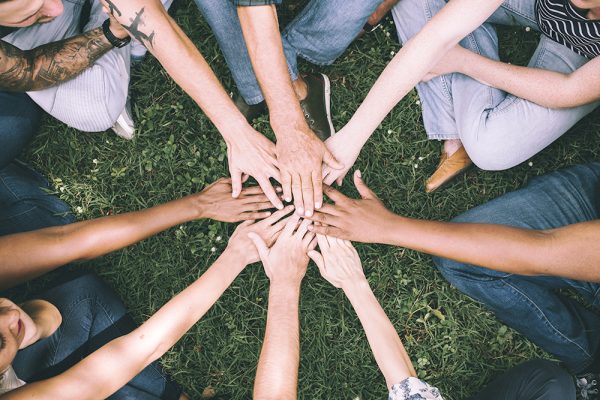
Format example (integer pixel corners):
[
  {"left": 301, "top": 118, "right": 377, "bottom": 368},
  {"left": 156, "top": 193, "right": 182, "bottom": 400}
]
[{"left": 425, "top": 145, "right": 472, "bottom": 193}]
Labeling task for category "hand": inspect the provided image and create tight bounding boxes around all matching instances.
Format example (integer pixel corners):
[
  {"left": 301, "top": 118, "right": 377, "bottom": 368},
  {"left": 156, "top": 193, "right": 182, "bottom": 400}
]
[
  {"left": 422, "top": 44, "right": 466, "bottom": 82},
  {"left": 308, "top": 236, "right": 365, "bottom": 290},
  {"left": 227, "top": 128, "right": 283, "bottom": 210},
  {"left": 322, "top": 128, "right": 362, "bottom": 186},
  {"left": 193, "top": 178, "right": 278, "bottom": 223},
  {"left": 307, "top": 170, "right": 397, "bottom": 243},
  {"left": 226, "top": 206, "right": 295, "bottom": 265},
  {"left": 248, "top": 214, "right": 317, "bottom": 286},
  {"left": 276, "top": 127, "right": 343, "bottom": 217},
  {"left": 101, "top": 2, "right": 129, "bottom": 40}
]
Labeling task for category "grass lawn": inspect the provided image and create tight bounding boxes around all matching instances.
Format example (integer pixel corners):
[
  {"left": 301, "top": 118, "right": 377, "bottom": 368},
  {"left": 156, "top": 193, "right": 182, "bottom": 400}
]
[{"left": 19, "top": 1, "right": 600, "bottom": 399}]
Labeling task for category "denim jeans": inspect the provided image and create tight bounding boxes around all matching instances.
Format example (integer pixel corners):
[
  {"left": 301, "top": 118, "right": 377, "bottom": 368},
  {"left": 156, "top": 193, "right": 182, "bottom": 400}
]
[
  {"left": 0, "top": 161, "right": 75, "bottom": 236},
  {"left": 392, "top": 0, "right": 599, "bottom": 170},
  {"left": 3, "top": 0, "right": 130, "bottom": 132},
  {"left": 470, "top": 359, "right": 575, "bottom": 400},
  {"left": 0, "top": 91, "right": 41, "bottom": 170},
  {"left": 12, "top": 272, "right": 183, "bottom": 400},
  {"left": 195, "top": 0, "right": 382, "bottom": 105},
  {"left": 435, "top": 162, "right": 600, "bottom": 373}
]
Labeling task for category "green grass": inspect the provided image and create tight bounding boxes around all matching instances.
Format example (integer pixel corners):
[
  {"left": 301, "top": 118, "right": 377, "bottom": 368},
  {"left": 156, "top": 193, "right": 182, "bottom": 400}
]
[{"left": 20, "top": 1, "right": 600, "bottom": 399}]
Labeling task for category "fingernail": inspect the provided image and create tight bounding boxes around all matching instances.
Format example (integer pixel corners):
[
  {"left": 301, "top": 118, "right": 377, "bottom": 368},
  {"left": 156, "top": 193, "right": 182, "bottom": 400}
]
[
  {"left": 277, "top": 204, "right": 283, "bottom": 210},
  {"left": 276, "top": 187, "right": 283, "bottom": 192},
  {"left": 285, "top": 197, "right": 292, "bottom": 202},
  {"left": 305, "top": 210, "right": 313, "bottom": 217},
  {"left": 315, "top": 202, "right": 322, "bottom": 209},
  {"left": 297, "top": 208, "right": 304, "bottom": 215},
  {"left": 357, "top": 170, "right": 362, "bottom": 178}
]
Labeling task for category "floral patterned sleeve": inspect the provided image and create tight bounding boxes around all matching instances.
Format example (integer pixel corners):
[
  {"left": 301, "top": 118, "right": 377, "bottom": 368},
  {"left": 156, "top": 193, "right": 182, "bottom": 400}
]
[{"left": 388, "top": 377, "right": 444, "bottom": 400}]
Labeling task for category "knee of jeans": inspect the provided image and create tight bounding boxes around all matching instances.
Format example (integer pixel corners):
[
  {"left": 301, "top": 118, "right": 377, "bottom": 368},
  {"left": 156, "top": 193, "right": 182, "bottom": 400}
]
[
  {"left": 523, "top": 360, "right": 576, "bottom": 399},
  {"left": 462, "top": 138, "right": 522, "bottom": 171}
]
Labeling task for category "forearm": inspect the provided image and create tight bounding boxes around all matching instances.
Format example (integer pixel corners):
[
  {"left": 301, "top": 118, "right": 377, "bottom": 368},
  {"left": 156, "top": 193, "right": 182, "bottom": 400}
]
[
  {"left": 12, "top": 250, "right": 246, "bottom": 400},
  {"left": 254, "top": 282, "right": 301, "bottom": 400},
  {"left": 0, "top": 195, "right": 203, "bottom": 290},
  {"left": 383, "top": 215, "right": 600, "bottom": 282},
  {"left": 107, "top": 0, "right": 249, "bottom": 141},
  {"left": 343, "top": 279, "right": 415, "bottom": 388},
  {"left": 0, "top": 27, "right": 114, "bottom": 92},
  {"left": 345, "top": 0, "right": 502, "bottom": 140},
  {"left": 457, "top": 50, "right": 594, "bottom": 108},
  {"left": 237, "top": 5, "right": 307, "bottom": 135}
]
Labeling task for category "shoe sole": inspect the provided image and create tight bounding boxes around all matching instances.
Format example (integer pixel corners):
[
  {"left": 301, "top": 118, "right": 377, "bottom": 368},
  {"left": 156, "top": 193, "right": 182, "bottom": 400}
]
[
  {"left": 320, "top": 73, "right": 335, "bottom": 135},
  {"left": 425, "top": 163, "right": 472, "bottom": 193}
]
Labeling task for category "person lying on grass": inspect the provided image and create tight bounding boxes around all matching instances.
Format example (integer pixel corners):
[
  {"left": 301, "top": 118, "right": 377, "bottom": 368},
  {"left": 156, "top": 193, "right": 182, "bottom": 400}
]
[
  {"left": 307, "top": 236, "right": 576, "bottom": 400},
  {"left": 307, "top": 165, "right": 600, "bottom": 399},
  {"left": 0, "top": 177, "right": 294, "bottom": 399}
]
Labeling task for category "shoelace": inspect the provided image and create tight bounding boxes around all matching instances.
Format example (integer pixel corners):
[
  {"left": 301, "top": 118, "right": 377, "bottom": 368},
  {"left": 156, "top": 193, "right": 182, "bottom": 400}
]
[{"left": 577, "top": 375, "right": 599, "bottom": 400}]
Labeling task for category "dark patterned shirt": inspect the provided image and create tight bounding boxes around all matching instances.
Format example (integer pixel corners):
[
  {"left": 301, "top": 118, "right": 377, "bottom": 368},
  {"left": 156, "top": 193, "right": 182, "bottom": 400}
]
[
  {"left": 536, "top": 0, "right": 600, "bottom": 59},
  {"left": 230, "top": 0, "right": 282, "bottom": 5}
]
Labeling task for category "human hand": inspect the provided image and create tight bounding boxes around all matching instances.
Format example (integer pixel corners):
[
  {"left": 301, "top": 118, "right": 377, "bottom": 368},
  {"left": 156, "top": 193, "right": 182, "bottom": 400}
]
[
  {"left": 322, "top": 128, "right": 362, "bottom": 186},
  {"left": 307, "top": 170, "right": 397, "bottom": 244},
  {"left": 276, "top": 127, "right": 343, "bottom": 217},
  {"left": 100, "top": 1, "right": 129, "bottom": 40},
  {"left": 422, "top": 44, "right": 466, "bottom": 82},
  {"left": 193, "top": 178, "right": 280, "bottom": 223},
  {"left": 226, "top": 205, "right": 295, "bottom": 265},
  {"left": 248, "top": 214, "right": 317, "bottom": 286},
  {"left": 308, "top": 235, "right": 365, "bottom": 290},
  {"left": 226, "top": 128, "right": 283, "bottom": 210}
]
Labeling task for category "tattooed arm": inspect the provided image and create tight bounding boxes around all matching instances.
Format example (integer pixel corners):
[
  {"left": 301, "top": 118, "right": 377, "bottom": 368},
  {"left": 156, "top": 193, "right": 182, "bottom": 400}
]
[{"left": 0, "top": 16, "right": 128, "bottom": 92}]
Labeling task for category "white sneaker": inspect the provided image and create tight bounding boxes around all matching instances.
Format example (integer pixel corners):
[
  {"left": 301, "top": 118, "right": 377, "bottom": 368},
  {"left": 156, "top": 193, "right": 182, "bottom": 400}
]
[
  {"left": 111, "top": 99, "right": 135, "bottom": 140},
  {"left": 131, "top": 0, "right": 176, "bottom": 63}
]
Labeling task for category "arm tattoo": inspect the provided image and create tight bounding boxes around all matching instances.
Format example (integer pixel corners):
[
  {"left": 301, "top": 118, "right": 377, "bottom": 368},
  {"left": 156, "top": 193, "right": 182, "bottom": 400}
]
[
  {"left": 0, "top": 27, "right": 113, "bottom": 92},
  {"left": 121, "top": 7, "right": 155, "bottom": 49}
]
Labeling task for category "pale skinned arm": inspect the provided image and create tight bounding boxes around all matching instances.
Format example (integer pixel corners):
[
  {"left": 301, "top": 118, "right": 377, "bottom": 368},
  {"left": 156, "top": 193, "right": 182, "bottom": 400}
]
[
  {"left": 237, "top": 5, "right": 342, "bottom": 217},
  {"left": 323, "top": 0, "right": 504, "bottom": 185},
  {"left": 309, "top": 237, "right": 416, "bottom": 388},
  {"left": 102, "top": 0, "right": 283, "bottom": 207},
  {"left": 0, "top": 208, "right": 296, "bottom": 400},
  {"left": 250, "top": 216, "right": 316, "bottom": 399},
  {"left": 0, "top": 179, "right": 274, "bottom": 290},
  {"left": 428, "top": 44, "right": 600, "bottom": 108},
  {"left": 309, "top": 171, "right": 600, "bottom": 283}
]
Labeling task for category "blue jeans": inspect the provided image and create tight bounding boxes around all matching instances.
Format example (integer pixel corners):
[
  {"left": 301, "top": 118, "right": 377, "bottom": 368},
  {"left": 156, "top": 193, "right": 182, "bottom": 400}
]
[
  {"left": 392, "top": 0, "right": 599, "bottom": 170},
  {"left": 0, "top": 161, "right": 75, "bottom": 236},
  {"left": 195, "top": 0, "right": 382, "bottom": 104},
  {"left": 12, "top": 272, "right": 183, "bottom": 400},
  {"left": 435, "top": 162, "right": 600, "bottom": 373},
  {"left": 0, "top": 91, "right": 41, "bottom": 170}
]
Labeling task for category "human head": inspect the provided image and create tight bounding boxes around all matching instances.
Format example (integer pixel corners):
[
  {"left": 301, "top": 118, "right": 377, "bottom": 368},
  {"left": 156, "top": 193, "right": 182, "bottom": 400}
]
[
  {"left": 0, "top": 299, "right": 35, "bottom": 374},
  {"left": 0, "top": 0, "right": 63, "bottom": 28}
]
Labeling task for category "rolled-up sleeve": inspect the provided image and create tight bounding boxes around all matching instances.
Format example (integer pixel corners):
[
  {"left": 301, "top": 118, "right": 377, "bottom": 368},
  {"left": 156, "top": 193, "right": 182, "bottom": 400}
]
[{"left": 230, "top": 0, "right": 282, "bottom": 5}]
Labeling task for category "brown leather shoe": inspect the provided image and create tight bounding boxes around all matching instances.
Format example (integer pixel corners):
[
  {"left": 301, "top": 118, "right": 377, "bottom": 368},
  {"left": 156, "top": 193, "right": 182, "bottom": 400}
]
[{"left": 425, "top": 145, "right": 473, "bottom": 193}]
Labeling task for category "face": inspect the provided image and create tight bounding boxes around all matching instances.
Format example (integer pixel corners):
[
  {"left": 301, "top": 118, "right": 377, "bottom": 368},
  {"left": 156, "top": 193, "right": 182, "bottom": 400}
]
[
  {"left": 0, "top": 299, "right": 34, "bottom": 374},
  {"left": 570, "top": 0, "right": 600, "bottom": 10},
  {"left": 0, "top": 0, "right": 64, "bottom": 28}
]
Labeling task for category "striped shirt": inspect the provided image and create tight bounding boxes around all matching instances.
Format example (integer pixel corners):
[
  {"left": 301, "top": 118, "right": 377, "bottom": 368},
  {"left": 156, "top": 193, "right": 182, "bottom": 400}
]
[{"left": 536, "top": 0, "right": 600, "bottom": 59}]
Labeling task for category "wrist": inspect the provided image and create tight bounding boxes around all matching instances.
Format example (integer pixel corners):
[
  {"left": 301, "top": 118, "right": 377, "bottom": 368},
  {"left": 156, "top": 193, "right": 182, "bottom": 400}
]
[
  {"left": 269, "top": 280, "right": 301, "bottom": 299},
  {"left": 342, "top": 278, "right": 371, "bottom": 301},
  {"left": 102, "top": 19, "right": 130, "bottom": 48},
  {"left": 375, "top": 213, "right": 407, "bottom": 245}
]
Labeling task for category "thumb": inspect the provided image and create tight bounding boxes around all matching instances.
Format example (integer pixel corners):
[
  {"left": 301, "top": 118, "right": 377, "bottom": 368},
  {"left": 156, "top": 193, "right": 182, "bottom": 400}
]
[
  {"left": 308, "top": 250, "right": 326, "bottom": 276},
  {"left": 231, "top": 170, "right": 242, "bottom": 198},
  {"left": 323, "top": 149, "right": 344, "bottom": 170},
  {"left": 248, "top": 232, "right": 269, "bottom": 259},
  {"left": 353, "top": 170, "right": 375, "bottom": 199}
]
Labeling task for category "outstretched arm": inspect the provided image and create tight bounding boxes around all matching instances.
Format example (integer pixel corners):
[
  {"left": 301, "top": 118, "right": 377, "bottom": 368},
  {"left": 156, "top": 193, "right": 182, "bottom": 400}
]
[
  {"left": 0, "top": 180, "right": 273, "bottom": 290},
  {"left": 308, "top": 171, "right": 600, "bottom": 283},
  {"left": 250, "top": 215, "right": 315, "bottom": 399},
  {"left": 102, "top": 0, "right": 283, "bottom": 208},
  {"left": 0, "top": 16, "right": 128, "bottom": 91},
  {"left": 309, "top": 237, "right": 415, "bottom": 388},
  {"left": 2, "top": 208, "right": 296, "bottom": 400},
  {"left": 427, "top": 44, "right": 600, "bottom": 108}
]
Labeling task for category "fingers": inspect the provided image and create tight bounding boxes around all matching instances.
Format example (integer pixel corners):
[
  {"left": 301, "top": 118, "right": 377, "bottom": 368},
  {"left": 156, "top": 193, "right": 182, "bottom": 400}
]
[
  {"left": 240, "top": 211, "right": 272, "bottom": 220},
  {"left": 302, "top": 231, "right": 316, "bottom": 248},
  {"left": 247, "top": 232, "right": 269, "bottom": 260},
  {"left": 301, "top": 174, "right": 314, "bottom": 217},
  {"left": 261, "top": 204, "right": 295, "bottom": 225},
  {"left": 353, "top": 170, "right": 377, "bottom": 200},
  {"left": 307, "top": 236, "right": 318, "bottom": 251},
  {"left": 257, "top": 177, "right": 284, "bottom": 210},
  {"left": 306, "top": 212, "right": 337, "bottom": 227},
  {"left": 281, "top": 171, "right": 293, "bottom": 204},
  {"left": 310, "top": 224, "right": 345, "bottom": 238},
  {"left": 295, "top": 218, "right": 312, "bottom": 240},
  {"left": 308, "top": 250, "right": 326, "bottom": 276},
  {"left": 323, "top": 148, "right": 344, "bottom": 170},
  {"left": 231, "top": 169, "right": 243, "bottom": 198},
  {"left": 323, "top": 185, "right": 349, "bottom": 204},
  {"left": 312, "top": 171, "right": 323, "bottom": 210},
  {"left": 336, "top": 175, "right": 344, "bottom": 187},
  {"left": 282, "top": 213, "right": 302, "bottom": 237},
  {"left": 315, "top": 232, "right": 330, "bottom": 251},
  {"left": 291, "top": 174, "right": 305, "bottom": 216}
]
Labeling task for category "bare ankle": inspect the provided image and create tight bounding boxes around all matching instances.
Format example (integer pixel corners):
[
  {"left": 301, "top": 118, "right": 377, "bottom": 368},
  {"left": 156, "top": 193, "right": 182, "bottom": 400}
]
[
  {"left": 293, "top": 76, "right": 308, "bottom": 101},
  {"left": 443, "top": 139, "right": 463, "bottom": 157}
]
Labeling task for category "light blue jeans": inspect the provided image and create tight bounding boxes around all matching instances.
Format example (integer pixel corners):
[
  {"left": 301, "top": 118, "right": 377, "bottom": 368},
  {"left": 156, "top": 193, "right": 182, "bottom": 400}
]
[
  {"left": 392, "top": 0, "right": 599, "bottom": 170},
  {"left": 195, "top": 0, "right": 383, "bottom": 105}
]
